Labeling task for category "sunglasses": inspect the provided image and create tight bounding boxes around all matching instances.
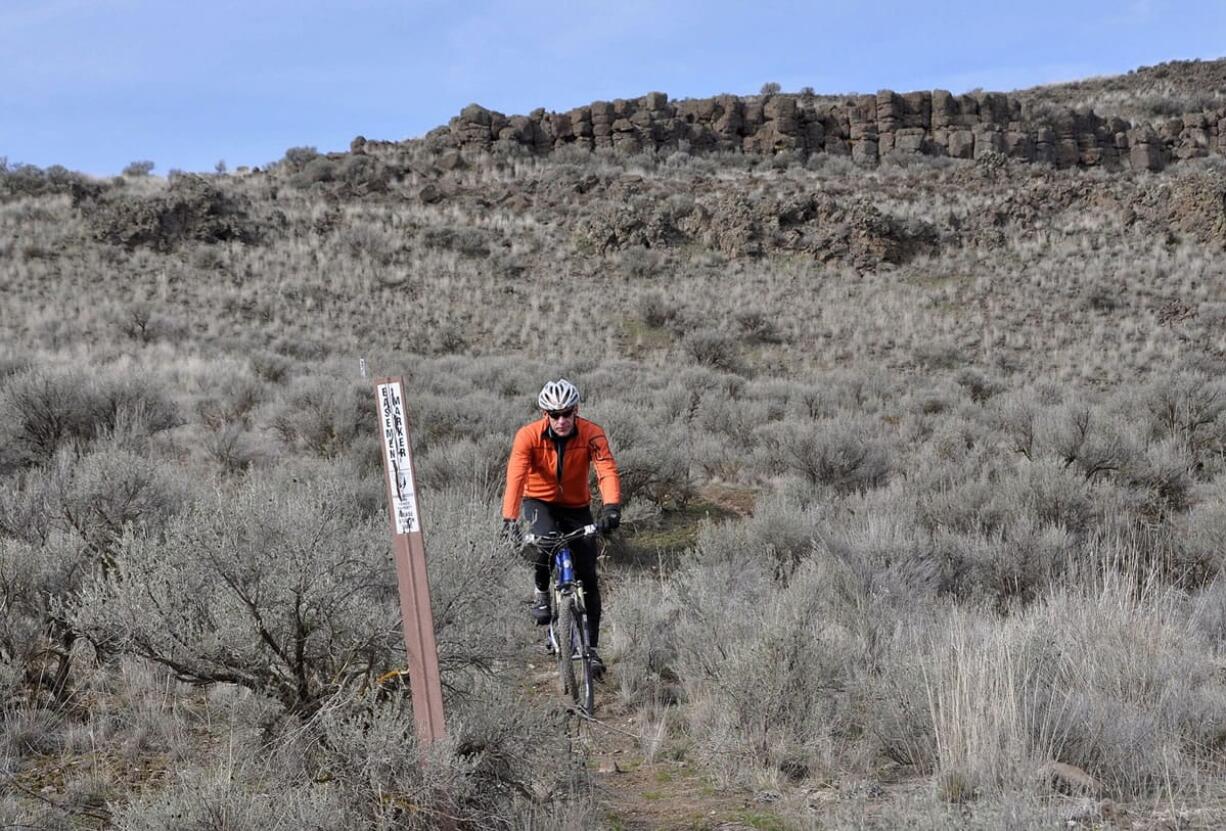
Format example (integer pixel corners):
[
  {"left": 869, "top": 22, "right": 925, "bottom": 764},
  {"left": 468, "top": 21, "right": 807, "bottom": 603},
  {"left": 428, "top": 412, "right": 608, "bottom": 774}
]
[{"left": 545, "top": 407, "right": 577, "bottom": 419}]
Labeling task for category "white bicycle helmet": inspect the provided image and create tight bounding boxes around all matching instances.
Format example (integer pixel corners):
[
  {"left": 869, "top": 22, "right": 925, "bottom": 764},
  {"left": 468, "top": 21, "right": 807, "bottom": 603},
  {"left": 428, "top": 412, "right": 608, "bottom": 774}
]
[{"left": 537, "top": 378, "right": 580, "bottom": 412}]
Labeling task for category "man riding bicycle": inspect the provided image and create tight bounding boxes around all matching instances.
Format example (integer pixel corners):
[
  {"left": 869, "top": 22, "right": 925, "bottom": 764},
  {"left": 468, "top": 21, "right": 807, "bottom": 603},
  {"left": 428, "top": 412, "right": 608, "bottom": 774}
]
[{"left": 501, "top": 378, "right": 621, "bottom": 677}]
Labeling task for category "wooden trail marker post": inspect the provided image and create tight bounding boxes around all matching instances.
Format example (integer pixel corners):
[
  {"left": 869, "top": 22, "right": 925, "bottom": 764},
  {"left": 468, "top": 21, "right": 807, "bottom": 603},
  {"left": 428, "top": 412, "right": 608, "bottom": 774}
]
[{"left": 374, "top": 377, "right": 446, "bottom": 745}]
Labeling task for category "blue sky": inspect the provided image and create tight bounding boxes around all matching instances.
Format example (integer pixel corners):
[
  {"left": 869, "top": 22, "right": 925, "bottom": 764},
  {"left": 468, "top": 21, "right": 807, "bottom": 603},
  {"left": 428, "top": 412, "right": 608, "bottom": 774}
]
[{"left": 2, "top": 0, "right": 1224, "bottom": 176}]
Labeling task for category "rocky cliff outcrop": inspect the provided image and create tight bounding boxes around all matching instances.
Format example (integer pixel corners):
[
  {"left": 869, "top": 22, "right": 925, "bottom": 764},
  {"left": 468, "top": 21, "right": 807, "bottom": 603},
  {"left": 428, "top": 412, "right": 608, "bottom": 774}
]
[{"left": 442, "top": 88, "right": 1226, "bottom": 172}]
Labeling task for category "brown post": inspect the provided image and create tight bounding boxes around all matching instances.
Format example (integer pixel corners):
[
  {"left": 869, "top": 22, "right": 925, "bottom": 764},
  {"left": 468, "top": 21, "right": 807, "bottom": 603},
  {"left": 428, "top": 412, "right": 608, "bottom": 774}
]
[{"left": 374, "top": 377, "right": 446, "bottom": 745}]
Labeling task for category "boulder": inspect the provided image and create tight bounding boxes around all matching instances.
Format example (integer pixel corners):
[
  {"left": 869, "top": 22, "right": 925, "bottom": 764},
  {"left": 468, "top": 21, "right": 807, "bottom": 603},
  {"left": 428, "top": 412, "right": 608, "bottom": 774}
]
[
  {"left": 803, "top": 117, "right": 826, "bottom": 152},
  {"left": 852, "top": 138, "right": 878, "bottom": 165},
  {"left": 1005, "top": 125, "right": 1034, "bottom": 160},
  {"left": 955, "top": 93, "right": 980, "bottom": 127},
  {"left": 764, "top": 95, "right": 799, "bottom": 134},
  {"left": 826, "top": 136, "right": 851, "bottom": 156},
  {"left": 544, "top": 112, "right": 573, "bottom": 142},
  {"left": 902, "top": 91, "right": 932, "bottom": 128},
  {"left": 824, "top": 105, "right": 850, "bottom": 140},
  {"left": 567, "top": 107, "right": 593, "bottom": 138},
  {"left": 1177, "top": 126, "right": 1211, "bottom": 159},
  {"left": 612, "top": 98, "right": 636, "bottom": 119},
  {"left": 894, "top": 128, "right": 926, "bottom": 154},
  {"left": 418, "top": 183, "right": 443, "bottom": 204},
  {"left": 641, "top": 91, "right": 671, "bottom": 113},
  {"left": 876, "top": 90, "right": 902, "bottom": 133},
  {"left": 450, "top": 103, "right": 502, "bottom": 148},
  {"left": 975, "top": 92, "right": 1010, "bottom": 125},
  {"left": 948, "top": 130, "right": 975, "bottom": 159},
  {"left": 848, "top": 95, "right": 877, "bottom": 139},
  {"left": 932, "top": 89, "right": 956, "bottom": 129},
  {"left": 1160, "top": 117, "right": 1184, "bottom": 141},
  {"left": 714, "top": 96, "right": 744, "bottom": 145},
  {"left": 1054, "top": 137, "right": 1080, "bottom": 168},
  {"left": 437, "top": 150, "right": 465, "bottom": 171},
  {"left": 973, "top": 126, "right": 1005, "bottom": 158},
  {"left": 676, "top": 98, "right": 718, "bottom": 123},
  {"left": 746, "top": 121, "right": 800, "bottom": 154},
  {"left": 1077, "top": 132, "right": 1111, "bottom": 166},
  {"left": 1129, "top": 127, "right": 1166, "bottom": 171},
  {"left": 610, "top": 119, "right": 642, "bottom": 154},
  {"left": 1034, "top": 126, "right": 1056, "bottom": 164}
]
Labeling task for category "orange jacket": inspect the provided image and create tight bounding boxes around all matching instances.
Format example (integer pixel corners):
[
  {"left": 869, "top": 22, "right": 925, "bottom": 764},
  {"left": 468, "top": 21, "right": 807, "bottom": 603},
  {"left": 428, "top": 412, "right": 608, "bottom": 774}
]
[{"left": 502, "top": 417, "right": 621, "bottom": 520}]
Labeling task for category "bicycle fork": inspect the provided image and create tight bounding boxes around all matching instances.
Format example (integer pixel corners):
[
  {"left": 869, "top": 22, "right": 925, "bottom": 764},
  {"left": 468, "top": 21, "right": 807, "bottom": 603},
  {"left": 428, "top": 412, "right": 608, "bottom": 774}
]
[{"left": 546, "top": 585, "right": 590, "bottom": 655}]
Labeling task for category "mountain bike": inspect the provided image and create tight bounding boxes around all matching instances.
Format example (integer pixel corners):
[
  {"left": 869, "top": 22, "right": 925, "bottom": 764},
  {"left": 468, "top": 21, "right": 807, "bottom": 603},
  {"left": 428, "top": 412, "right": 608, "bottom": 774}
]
[{"left": 522, "top": 524, "right": 600, "bottom": 717}]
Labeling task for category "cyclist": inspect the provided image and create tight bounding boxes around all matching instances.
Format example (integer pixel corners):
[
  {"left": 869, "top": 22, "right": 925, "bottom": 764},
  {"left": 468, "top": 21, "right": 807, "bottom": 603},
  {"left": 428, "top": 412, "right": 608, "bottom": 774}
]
[{"left": 501, "top": 378, "right": 621, "bottom": 677}]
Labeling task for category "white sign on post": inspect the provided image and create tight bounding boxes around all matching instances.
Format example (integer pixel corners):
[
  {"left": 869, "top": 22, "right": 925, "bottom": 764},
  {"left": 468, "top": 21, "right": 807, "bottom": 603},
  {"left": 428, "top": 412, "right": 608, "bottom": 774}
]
[{"left": 377, "top": 381, "right": 420, "bottom": 535}]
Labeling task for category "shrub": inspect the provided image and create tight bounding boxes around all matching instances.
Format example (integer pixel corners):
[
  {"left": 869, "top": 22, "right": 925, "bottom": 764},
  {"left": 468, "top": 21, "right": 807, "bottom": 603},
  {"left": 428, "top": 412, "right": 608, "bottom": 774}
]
[
  {"left": 734, "top": 310, "right": 782, "bottom": 344},
  {"left": 269, "top": 375, "right": 372, "bottom": 458},
  {"left": 0, "top": 369, "right": 95, "bottom": 467},
  {"left": 0, "top": 369, "right": 176, "bottom": 469},
  {"left": 0, "top": 537, "right": 73, "bottom": 701},
  {"left": 955, "top": 368, "right": 1005, "bottom": 404},
  {"left": 682, "top": 328, "right": 744, "bottom": 374},
  {"left": 870, "top": 581, "right": 1226, "bottom": 801},
  {"left": 72, "top": 473, "right": 398, "bottom": 716},
  {"left": 995, "top": 457, "right": 1096, "bottom": 535},
  {"left": 421, "top": 226, "right": 492, "bottom": 257},
  {"left": 110, "top": 761, "right": 353, "bottom": 831},
  {"left": 637, "top": 290, "right": 678, "bottom": 328},
  {"left": 202, "top": 423, "right": 265, "bottom": 473},
  {"left": 84, "top": 174, "right": 260, "bottom": 251},
  {"left": 72, "top": 479, "right": 522, "bottom": 718},
  {"left": 121, "top": 160, "right": 155, "bottom": 177},
  {"left": 282, "top": 146, "right": 320, "bottom": 169},
  {"left": 1141, "top": 373, "right": 1226, "bottom": 454},
  {"left": 0, "top": 161, "right": 95, "bottom": 200},
  {"left": 660, "top": 551, "right": 871, "bottom": 784},
  {"left": 415, "top": 434, "right": 507, "bottom": 501},
  {"left": 55, "top": 445, "right": 187, "bottom": 570},
  {"left": 113, "top": 677, "right": 597, "bottom": 830},
  {"left": 604, "top": 574, "right": 682, "bottom": 709},
  {"left": 108, "top": 301, "right": 186, "bottom": 344},
  {"left": 759, "top": 416, "right": 892, "bottom": 495}
]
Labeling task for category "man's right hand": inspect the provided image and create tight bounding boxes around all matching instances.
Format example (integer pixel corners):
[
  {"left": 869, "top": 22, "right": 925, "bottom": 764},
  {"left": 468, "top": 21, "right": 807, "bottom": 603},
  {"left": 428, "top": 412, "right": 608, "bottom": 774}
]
[{"left": 500, "top": 518, "right": 523, "bottom": 547}]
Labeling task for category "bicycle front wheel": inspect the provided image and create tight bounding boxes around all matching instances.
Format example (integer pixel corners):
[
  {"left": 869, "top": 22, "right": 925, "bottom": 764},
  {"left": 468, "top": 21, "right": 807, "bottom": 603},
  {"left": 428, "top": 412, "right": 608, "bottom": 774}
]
[{"left": 556, "top": 595, "right": 579, "bottom": 705}]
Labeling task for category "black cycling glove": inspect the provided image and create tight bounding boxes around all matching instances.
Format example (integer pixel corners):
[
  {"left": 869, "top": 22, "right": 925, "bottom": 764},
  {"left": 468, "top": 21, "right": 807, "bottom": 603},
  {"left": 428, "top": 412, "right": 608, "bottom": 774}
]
[{"left": 598, "top": 505, "right": 621, "bottom": 533}]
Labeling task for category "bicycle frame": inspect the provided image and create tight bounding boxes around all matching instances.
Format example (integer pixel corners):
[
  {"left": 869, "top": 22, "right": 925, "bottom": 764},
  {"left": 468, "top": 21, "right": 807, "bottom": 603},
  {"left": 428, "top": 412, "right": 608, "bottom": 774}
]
[{"left": 524, "top": 524, "right": 598, "bottom": 715}]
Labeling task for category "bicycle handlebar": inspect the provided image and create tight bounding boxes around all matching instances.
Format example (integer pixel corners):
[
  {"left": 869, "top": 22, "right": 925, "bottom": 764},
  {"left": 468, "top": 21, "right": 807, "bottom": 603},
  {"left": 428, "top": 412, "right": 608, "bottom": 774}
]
[{"left": 522, "top": 524, "right": 599, "bottom": 550}]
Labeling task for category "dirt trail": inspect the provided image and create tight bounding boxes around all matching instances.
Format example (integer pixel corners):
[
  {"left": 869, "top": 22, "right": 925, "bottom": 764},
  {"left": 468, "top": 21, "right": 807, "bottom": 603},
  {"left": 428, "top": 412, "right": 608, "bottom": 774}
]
[{"left": 521, "top": 660, "right": 773, "bottom": 831}]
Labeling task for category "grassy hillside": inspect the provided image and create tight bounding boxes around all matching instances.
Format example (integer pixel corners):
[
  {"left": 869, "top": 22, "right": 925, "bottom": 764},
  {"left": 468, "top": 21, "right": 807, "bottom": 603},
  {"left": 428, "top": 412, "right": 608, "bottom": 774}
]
[{"left": 3, "top": 59, "right": 1226, "bottom": 829}]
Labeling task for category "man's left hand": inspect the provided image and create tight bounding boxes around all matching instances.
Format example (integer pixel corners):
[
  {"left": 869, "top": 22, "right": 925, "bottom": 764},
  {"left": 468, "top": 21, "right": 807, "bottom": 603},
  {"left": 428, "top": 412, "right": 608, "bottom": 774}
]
[{"left": 598, "top": 505, "right": 621, "bottom": 533}]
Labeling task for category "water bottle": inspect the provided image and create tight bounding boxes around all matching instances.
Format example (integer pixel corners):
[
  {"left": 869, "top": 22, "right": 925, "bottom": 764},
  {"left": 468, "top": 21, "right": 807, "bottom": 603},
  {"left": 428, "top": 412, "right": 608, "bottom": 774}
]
[{"left": 558, "top": 548, "right": 575, "bottom": 585}]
